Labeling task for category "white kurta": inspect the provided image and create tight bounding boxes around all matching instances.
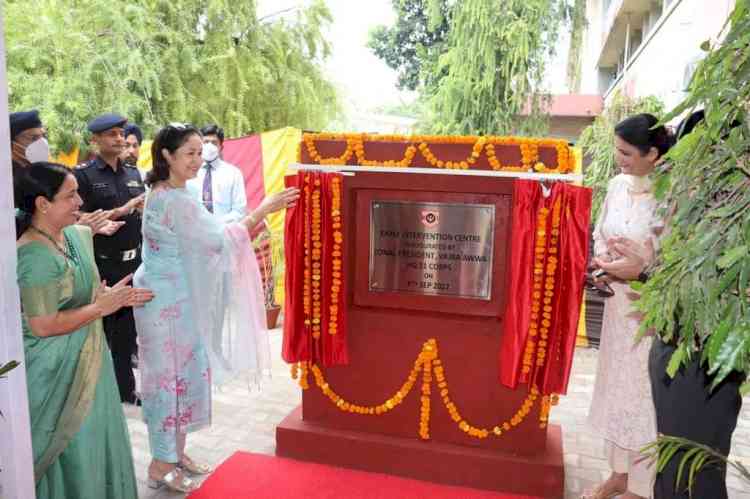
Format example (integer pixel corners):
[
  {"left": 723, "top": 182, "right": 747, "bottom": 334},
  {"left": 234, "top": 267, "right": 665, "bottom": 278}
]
[{"left": 587, "top": 173, "right": 662, "bottom": 450}]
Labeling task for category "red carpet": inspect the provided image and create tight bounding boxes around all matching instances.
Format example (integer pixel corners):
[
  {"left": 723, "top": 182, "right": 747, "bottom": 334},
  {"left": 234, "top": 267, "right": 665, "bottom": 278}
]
[{"left": 188, "top": 451, "right": 542, "bottom": 499}]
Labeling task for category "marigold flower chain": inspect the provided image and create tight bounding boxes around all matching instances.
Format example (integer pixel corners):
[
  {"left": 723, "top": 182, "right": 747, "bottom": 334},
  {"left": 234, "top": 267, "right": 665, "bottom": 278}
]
[
  {"left": 329, "top": 176, "right": 343, "bottom": 335},
  {"left": 300, "top": 133, "right": 574, "bottom": 173},
  {"left": 302, "top": 177, "right": 312, "bottom": 329},
  {"left": 295, "top": 338, "right": 544, "bottom": 440},
  {"left": 310, "top": 179, "right": 323, "bottom": 339}
]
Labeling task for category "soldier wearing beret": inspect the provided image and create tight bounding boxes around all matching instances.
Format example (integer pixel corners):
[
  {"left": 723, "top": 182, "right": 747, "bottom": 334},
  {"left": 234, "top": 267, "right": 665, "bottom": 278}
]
[
  {"left": 10, "top": 110, "right": 48, "bottom": 206},
  {"left": 9, "top": 109, "right": 116, "bottom": 235},
  {"left": 74, "top": 113, "right": 146, "bottom": 404}
]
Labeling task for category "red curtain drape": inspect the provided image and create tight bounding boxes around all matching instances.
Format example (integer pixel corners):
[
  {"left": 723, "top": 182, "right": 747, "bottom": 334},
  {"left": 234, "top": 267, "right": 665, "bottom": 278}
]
[
  {"left": 498, "top": 180, "right": 591, "bottom": 395},
  {"left": 282, "top": 171, "right": 349, "bottom": 366}
]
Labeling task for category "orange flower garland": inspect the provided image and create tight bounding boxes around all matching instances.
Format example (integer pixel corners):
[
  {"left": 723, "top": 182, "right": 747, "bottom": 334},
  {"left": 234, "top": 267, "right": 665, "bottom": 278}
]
[
  {"left": 295, "top": 338, "right": 545, "bottom": 441},
  {"left": 310, "top": 180, "right": 323, "bottom": 339},
  {"left": 417, "top": 136, "right": 485, "bottom": 170},
  {"left": 519, "top": 195, "right": 564, "bottom": 429},
  {"left": 329, "top": 176, "right": 343, "bottom": 335},
  {"left": 302, "top": 177, "right": 312, "bottom": 328},
  {"left": 522, "top": 205, "right": 550, "bottom": 374},
  {"left": 354, "top": 140, "right": 417, "bottom": 167},
  {"left": 304, "top": 133, "right": 354, "bottom": 165},
  {"left": 299, "top": 133, "right": 575, "bottom": 174}
]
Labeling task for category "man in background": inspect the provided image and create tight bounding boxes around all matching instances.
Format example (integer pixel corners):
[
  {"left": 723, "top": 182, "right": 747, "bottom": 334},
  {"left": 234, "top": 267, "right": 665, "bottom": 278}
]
[
  {"left": 74, "top": 113, "right": 146, "bottom": 405},
  {"left": 186, "top": 124, "right": 246, "bottom": 223},
  {"left": 121, "top": 123, "right": 143, "bottom": 167}
]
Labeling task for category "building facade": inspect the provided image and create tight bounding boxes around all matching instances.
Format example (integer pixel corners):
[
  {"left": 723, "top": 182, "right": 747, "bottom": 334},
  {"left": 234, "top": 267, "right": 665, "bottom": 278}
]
[{"left": 580, "top": 0, "right": 735, "bottom": 112}]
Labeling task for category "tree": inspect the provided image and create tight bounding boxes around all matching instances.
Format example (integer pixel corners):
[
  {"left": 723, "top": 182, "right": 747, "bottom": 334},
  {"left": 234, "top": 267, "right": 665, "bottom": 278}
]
[
  {"left": 637, "top": 0, "right": 750, "bottom": 389},
  {"left": 579, "top": 91, "right": 664, "bottom": 221},
  {"left": 4, "top": 0, "right": 340, "bottom": 154},
  {"left": 565, "top": 0, "right": 586, "bottom": 93},
  {"left": 367, "top": 0, "right": 451, "bottom": 92},
  {"left": 426, "top": 0, "right": 569, "bottom": 136}
]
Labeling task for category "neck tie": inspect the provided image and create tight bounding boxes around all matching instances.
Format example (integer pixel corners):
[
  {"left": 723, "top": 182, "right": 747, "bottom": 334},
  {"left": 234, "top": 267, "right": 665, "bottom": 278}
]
[{"left": 202, "top": 163, "right": 214, "bottom": 213}]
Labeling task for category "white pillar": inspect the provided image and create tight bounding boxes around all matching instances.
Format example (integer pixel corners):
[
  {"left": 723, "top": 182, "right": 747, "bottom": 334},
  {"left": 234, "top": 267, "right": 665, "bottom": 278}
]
[{"left": 0, "top": 3, "right": 36, "bottom": 499}]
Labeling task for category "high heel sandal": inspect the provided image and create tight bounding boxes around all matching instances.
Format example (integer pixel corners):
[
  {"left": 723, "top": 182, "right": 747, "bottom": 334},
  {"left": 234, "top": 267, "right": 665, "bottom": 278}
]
[
  {"left": 147, "top": 469, "right": 197, "bottom": 493},
  {"left": 179, "top": 455, "right": 213, "bottom": 476}
]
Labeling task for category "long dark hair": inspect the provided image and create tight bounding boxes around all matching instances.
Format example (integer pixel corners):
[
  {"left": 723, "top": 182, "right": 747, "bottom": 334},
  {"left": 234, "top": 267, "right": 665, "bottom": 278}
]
[
  {"left": 15, "top": 162, "right": 72, "bottom": 239},
  {"left": 146, "top": 123, "right": 202, "bottom": 186},
  {"left": 614, "top": 113, "right": 673, "bottom": 159}
]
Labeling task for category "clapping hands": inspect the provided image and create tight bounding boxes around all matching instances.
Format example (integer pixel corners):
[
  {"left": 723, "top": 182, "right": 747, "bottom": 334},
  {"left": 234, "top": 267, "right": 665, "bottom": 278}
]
[{"left": 94, "top": 274, "right": 154, "bottom": 317}]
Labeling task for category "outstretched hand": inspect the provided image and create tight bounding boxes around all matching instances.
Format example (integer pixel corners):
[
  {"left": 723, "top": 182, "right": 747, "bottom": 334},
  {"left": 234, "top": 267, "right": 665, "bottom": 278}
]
[{"left": 259, "top": 187, "right": 300, "bottom": 216}]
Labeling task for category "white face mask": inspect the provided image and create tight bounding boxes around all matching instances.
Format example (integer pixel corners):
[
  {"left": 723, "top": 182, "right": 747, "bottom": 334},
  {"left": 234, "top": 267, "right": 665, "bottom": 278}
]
[
  {"left": 202, "top": 142, "right": 219, "bottom": 163},
  {"left": 25, "top": 137, "right": 50, "bottom": 163}
]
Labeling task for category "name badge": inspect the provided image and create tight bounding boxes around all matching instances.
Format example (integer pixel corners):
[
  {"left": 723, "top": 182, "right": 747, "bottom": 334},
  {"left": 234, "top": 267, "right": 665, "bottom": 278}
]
[
  {"left": 93, "top": 183, "right": 109, "bottom": 189},
  {"left": 127, "top": 180, "right": 142, "bottom": 188}
]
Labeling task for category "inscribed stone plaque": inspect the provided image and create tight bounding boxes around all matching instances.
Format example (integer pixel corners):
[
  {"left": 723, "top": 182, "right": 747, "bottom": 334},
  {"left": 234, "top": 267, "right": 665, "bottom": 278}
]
[{"left": 369, "top": 201, "right": 494, "bottom": 299}]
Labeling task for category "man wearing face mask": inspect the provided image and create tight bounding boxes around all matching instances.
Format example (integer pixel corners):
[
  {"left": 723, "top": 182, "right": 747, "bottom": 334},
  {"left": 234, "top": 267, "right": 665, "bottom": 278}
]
[
  {"left": 10, "top": 110, "right": 50, "bottom": 204},
  {"left": 74, "top": 113, "right": 146, "bottom": 405},
  {"left": 186, "top": 124, "right": 247, "bottom": 223},
  {"left": 9, "top": 109, "right": 116, "bottom": 235}
]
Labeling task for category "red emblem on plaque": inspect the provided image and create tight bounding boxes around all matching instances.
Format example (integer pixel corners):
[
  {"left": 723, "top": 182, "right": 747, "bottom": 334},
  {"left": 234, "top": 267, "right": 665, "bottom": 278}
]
[{"left": 421, "top": 210, "right": 439, "bottom": 228}]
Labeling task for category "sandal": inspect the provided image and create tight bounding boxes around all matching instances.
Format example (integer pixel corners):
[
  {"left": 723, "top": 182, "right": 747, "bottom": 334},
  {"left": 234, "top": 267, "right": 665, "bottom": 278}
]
[
  {"left": 179, "top": 455, "right": 213, "bottom": 476},
  {"left": 147, "top": 469, "right": 197, "bottom": 493},
  {"left": 581, "top": 484, "right": 625, "bottom": 499}
]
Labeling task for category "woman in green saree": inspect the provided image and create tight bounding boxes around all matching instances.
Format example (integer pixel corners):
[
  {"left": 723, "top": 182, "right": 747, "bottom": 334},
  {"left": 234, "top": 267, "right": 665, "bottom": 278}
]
[{"left": 15, "top": 162, "right": 153, "bottom": 499}]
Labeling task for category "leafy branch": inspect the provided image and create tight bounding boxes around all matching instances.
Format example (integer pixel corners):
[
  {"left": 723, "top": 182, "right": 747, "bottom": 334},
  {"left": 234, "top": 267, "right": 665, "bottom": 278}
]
[
  {"left": 0, "top": 360, "right": 21, "bottom": 419},
  {"left": 643, "top": 435, "right": 750, "bottom": 496},
  {"left": 636, "top": 0, "right": 750, "bottom": 386}
]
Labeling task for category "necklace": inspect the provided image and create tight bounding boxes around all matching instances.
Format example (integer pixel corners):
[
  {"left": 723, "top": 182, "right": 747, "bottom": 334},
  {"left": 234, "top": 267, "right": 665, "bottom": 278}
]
[{"left": 30, "top": 226, "right": 78, "bottom": 265}]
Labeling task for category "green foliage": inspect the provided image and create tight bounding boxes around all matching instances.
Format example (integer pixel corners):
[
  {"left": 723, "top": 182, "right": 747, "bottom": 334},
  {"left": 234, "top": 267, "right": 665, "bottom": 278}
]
[
  {"left": 565, "top": 0, "right": 586, "bottom": 93},
  {"left": 426, "top": 0, "right": 568, "bottom": 136},
  {"left": 367, "top": 0, "right": 451, "bottom": 92},
  {"left": 637, "top": 0, "right": 750, "bottom": 385},
  {"left": 5, "top": 0, "right": 340, "bottom": 154},
  {"left": 0, "top": 360, "right": 20, "bottom": 418},
  {"left": 579, "top": 92, "right": 664, "bottom": 221},
  {"left": 643, "top": 435, "right": 750, "bottom": 495}
]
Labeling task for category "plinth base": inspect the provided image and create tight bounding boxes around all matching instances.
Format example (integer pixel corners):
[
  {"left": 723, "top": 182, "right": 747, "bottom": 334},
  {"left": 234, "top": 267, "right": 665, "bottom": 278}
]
[{"left": 275, "top": 406, "right": 564, "bottom": 498}]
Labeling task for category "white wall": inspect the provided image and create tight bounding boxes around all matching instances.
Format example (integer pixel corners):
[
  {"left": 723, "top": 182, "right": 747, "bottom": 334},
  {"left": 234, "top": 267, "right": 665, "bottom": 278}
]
[
  {"left": 0, "top": 3, "right": 36, "bottom": 498},
  {"left": 582, "top": 0, "right": 735, "bottom": 113}
]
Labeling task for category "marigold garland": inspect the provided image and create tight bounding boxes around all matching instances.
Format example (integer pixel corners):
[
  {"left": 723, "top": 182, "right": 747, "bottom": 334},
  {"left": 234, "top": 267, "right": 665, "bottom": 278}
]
[
  {"left": 300, "top": 133, "right": 575, "bottom": 174},
  {"left": 520, "top": 195, "right": 563, "bottom": 428},
  {"left": 295, "top": 338, "right": 553, "bottom": 440},
  {"left": 302, "top": 177, "right": 313, "bottom": 329},
  {"left": 329, "top": 176, "right": 343, "bottom": 335},
  {"left": 310, "top": 179, "right": 323, "bottom": 339}
]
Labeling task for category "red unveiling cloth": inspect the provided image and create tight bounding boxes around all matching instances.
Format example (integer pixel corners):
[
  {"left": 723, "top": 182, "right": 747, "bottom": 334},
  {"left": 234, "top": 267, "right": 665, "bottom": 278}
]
[
  {"left": 282, "top": 171, "right": 348, "bottom": 366},
  {"left": 499, "top": 180, "right": 591, "bottom": 395}
]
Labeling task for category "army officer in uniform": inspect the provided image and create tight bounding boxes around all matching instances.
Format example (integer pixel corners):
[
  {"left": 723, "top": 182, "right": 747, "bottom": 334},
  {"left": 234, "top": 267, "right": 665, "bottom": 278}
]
[{"left": 74, "top": 113, "right": 146, "bottom": 405}]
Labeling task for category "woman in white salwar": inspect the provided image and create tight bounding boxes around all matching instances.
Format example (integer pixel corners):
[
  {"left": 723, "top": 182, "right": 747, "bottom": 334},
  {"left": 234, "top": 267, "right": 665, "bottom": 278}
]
[
  {"left": 133, "top": 124, "right": 299, "bottom": 493},
  {"left": 584, "top": 114, "right": 672, "bottom": 499}
]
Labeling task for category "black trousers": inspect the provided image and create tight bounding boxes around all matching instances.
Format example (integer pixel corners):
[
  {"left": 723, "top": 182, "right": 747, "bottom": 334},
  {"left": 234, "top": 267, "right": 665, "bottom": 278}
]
[
  {"left": 97, "top": 257, "right": 140, "bottom": 404},
  {"left": 649, "top": 339, "right": 744, "bottom": 499}
]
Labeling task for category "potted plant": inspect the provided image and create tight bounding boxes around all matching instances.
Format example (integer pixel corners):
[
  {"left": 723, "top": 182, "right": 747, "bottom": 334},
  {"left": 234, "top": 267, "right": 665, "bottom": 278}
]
[{"left": 253, "top": 227, "right": 284, "bottom": 329}]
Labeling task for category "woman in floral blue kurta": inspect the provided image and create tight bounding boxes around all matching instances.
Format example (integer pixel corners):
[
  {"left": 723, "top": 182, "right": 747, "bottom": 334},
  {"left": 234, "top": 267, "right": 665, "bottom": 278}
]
[{"left": 133, "top": 124, "right": 298, "bottom": 493}]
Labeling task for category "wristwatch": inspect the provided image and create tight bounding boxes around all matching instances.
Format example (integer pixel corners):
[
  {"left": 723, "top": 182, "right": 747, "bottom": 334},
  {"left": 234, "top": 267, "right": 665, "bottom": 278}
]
[{"left": 637, "top": 263, "right": 653, "bottom": 283}]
